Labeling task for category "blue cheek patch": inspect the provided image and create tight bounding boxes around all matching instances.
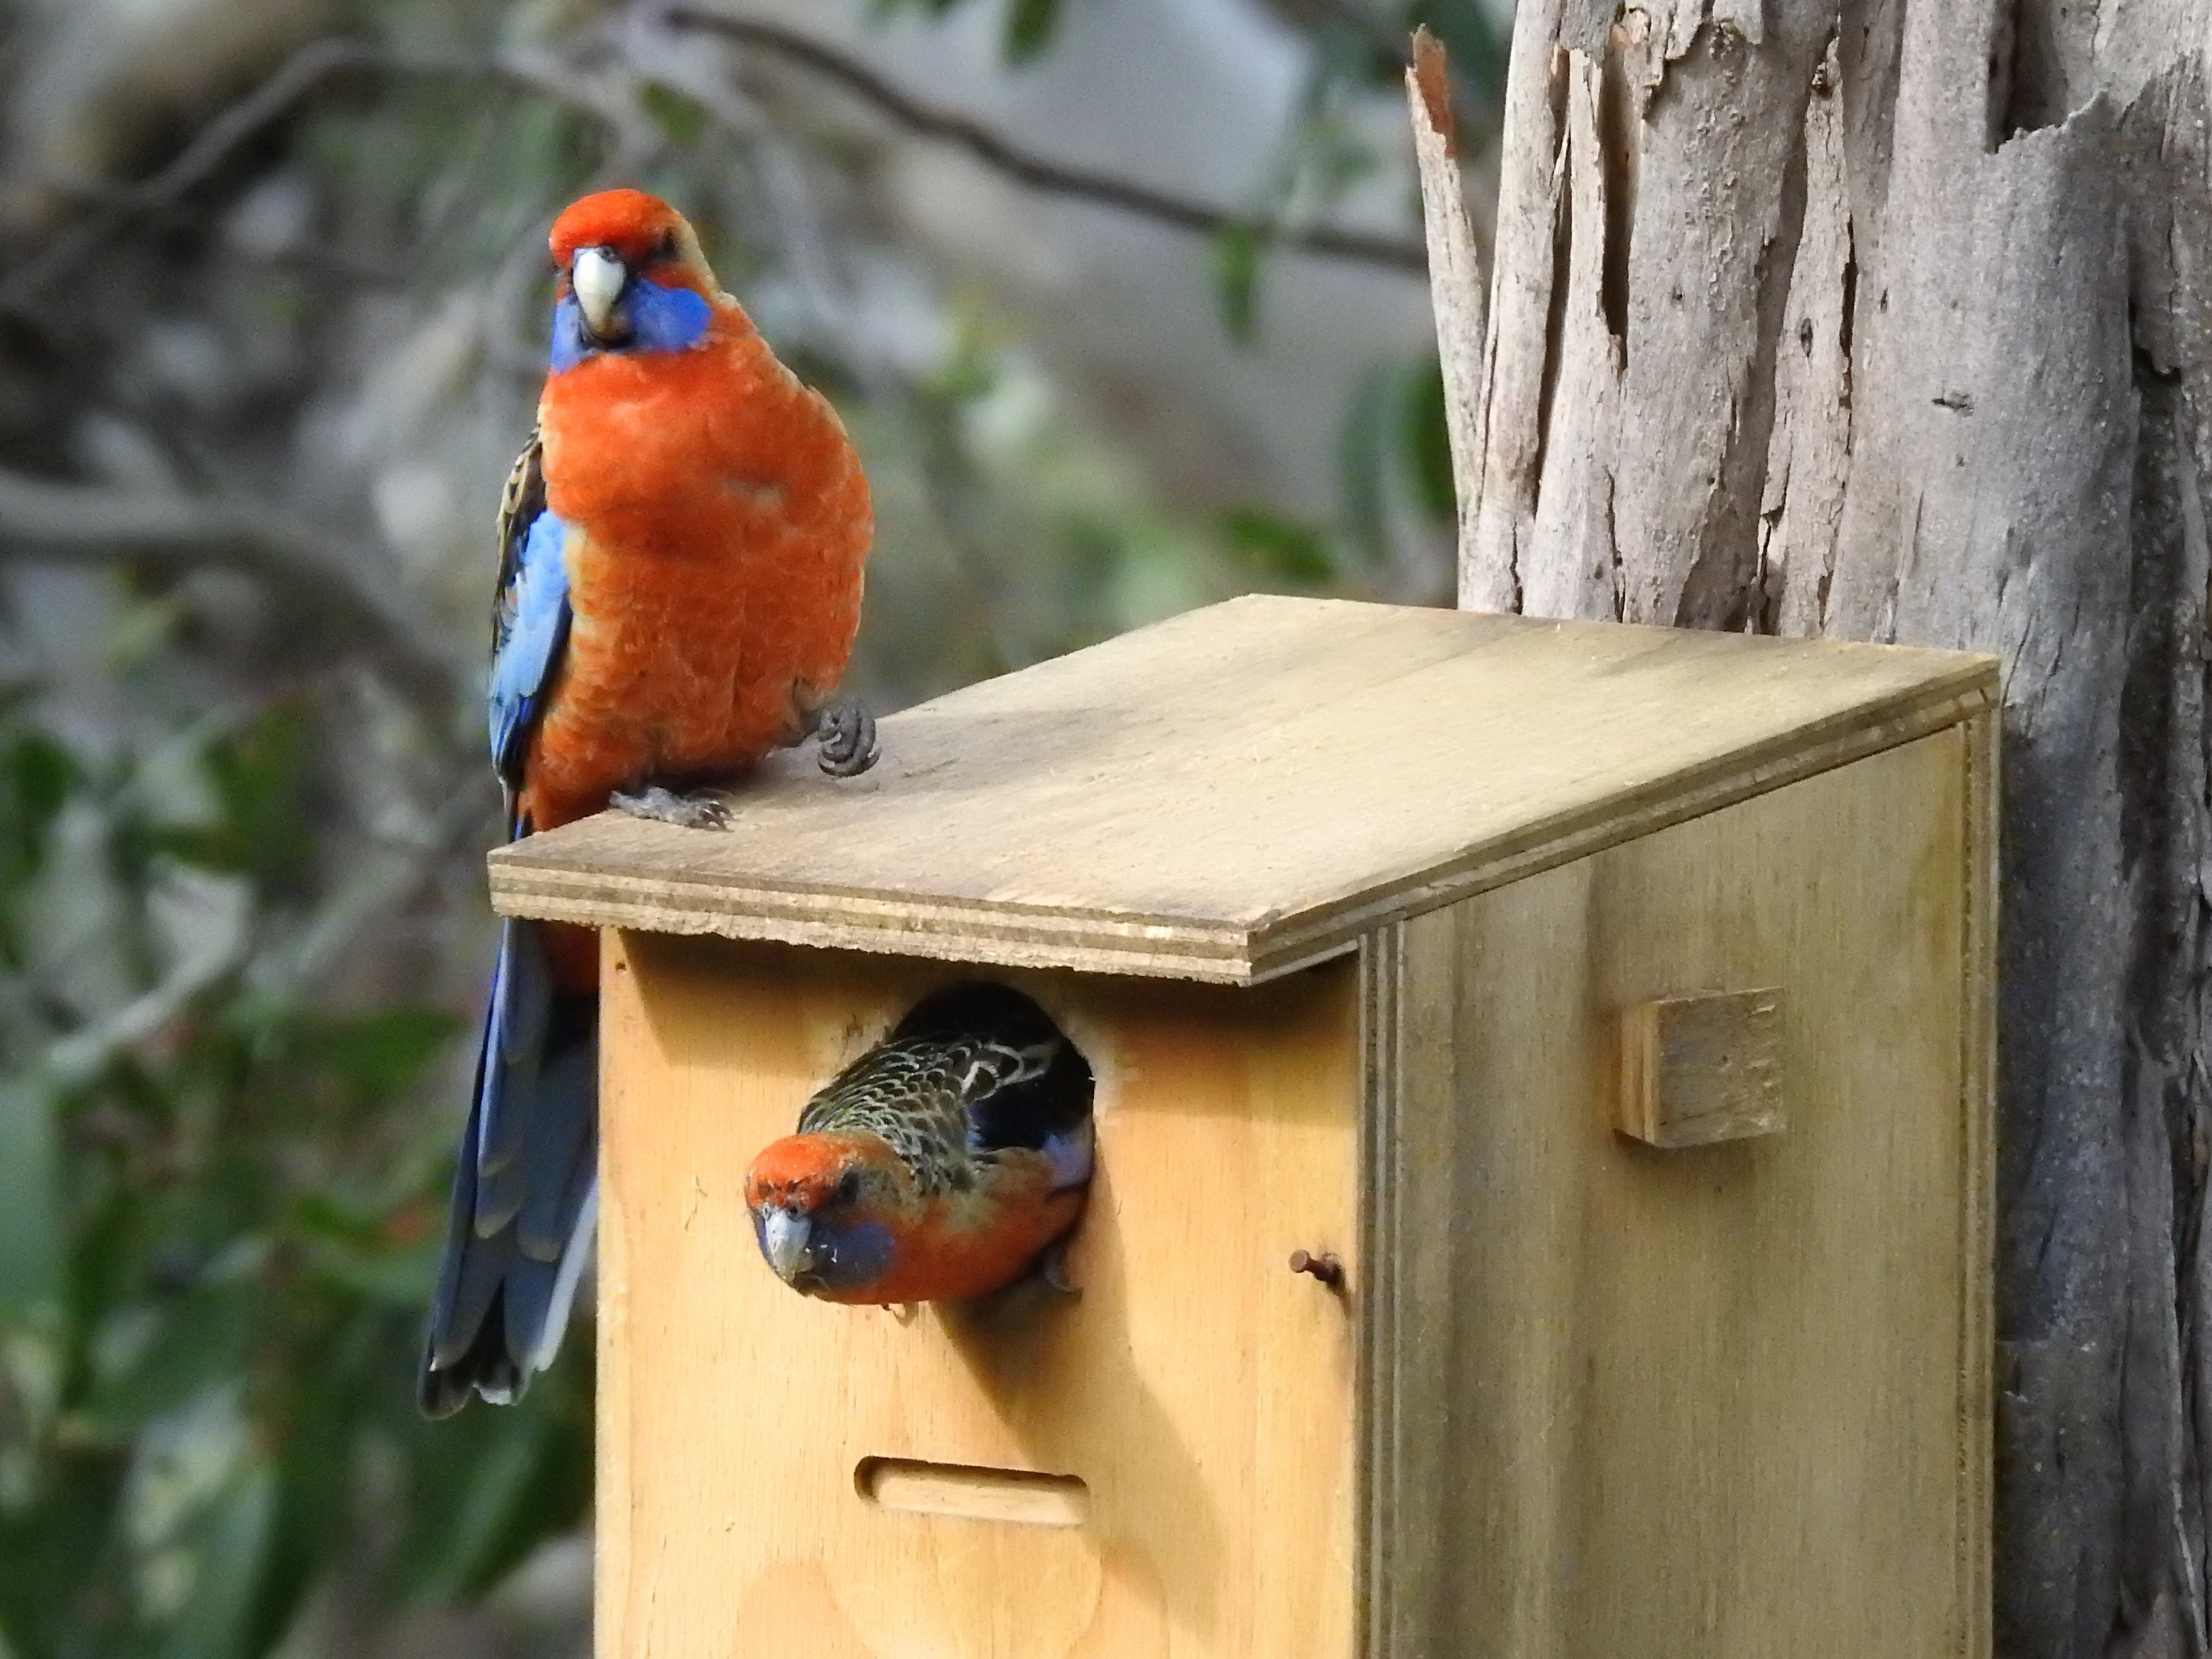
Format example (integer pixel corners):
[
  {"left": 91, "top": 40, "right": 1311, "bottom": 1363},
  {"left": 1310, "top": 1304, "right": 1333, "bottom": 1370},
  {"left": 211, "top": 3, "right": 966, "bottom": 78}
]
[
  {"left": 1040, "top": 1125, "right": 1094, "bottom": 1192},
  {"left": 548, "top": 278, "right": 712, "bottom": 371},
  {"left": 811, "top": 1217, "right": 896, "bottom": 1291},
  {"left": 549, "top": 298, "right": 589, "bottom": 372},
  {"left": 630, "top": 280, "right": 713, "bottom": 352}
]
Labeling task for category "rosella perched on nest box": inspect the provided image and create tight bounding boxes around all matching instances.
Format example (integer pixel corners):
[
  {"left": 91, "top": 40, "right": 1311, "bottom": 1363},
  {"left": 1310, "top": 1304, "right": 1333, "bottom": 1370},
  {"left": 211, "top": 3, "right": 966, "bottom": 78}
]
[{"left": 421, "top": 189, "right": 875, "bottom": 1419}]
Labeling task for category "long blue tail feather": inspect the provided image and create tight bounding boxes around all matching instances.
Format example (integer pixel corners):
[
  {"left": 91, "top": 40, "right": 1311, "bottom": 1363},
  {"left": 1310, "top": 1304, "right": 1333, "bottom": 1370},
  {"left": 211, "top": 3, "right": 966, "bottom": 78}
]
[
  {"left": 516, "top": 1038, "right": 596, "bottom": 1260},
  {"left": 420, "top": 916, "right": 597, "bottom": 1418},
  {"left": 472, "top": 919, "right": 552, "bottom": 1230}
]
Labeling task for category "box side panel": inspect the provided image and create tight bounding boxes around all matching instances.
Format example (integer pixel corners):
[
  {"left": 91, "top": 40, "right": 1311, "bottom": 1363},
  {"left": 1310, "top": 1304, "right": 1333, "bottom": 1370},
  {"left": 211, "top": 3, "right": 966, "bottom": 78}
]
[
  {"left": 1958, "top": 709, "right": 1996, "bottom": 1659},
  {"left": 596, "top": 941, "right": 1361, "bottom": 1659},
  {"left": 1375, "top": 727, "right": 1983, "bottom": 1659}
]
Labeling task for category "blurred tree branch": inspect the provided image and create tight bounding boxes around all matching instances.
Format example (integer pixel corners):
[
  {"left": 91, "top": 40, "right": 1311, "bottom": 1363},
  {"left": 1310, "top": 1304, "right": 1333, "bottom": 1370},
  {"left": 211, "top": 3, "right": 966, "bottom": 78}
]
[
  {"left": 0, "top": 468, "right": 459, "bottom": 705},
  {"left": 660, "top": 7, "right": 1428, "bottom": 273},
  {"left": 5, "top": 4, "right": 1432, "bottom": 325},
  {"left": 0, "top": 37, "right": 661, "bottom": 316}
]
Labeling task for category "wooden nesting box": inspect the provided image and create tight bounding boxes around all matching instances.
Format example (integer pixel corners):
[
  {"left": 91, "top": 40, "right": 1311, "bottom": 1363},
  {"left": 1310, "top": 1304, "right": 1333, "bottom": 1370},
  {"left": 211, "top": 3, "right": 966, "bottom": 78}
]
[{"left": 488, "top": 595, "right": 1996, "bottom": 1659}]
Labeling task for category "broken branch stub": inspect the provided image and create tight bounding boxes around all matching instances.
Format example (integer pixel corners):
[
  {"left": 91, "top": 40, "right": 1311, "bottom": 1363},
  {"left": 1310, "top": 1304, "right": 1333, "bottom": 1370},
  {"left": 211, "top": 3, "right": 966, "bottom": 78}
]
[{"left": 1405, "top": 27, "right": 1490, "bottom": 588}]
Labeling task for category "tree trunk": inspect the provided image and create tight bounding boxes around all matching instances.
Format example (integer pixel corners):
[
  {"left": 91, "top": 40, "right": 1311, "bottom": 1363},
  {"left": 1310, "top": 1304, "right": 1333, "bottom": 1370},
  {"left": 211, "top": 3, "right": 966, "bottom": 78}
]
[{"left": 1425, "top": 2, "right": 2212, "bottom": 1654}]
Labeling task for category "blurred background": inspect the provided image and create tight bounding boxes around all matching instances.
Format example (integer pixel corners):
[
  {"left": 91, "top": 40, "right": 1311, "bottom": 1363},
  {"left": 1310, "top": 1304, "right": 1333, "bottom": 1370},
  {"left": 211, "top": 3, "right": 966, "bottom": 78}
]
[{"left": 0, "top": 0, "right": 1505, "bottom": 1652}]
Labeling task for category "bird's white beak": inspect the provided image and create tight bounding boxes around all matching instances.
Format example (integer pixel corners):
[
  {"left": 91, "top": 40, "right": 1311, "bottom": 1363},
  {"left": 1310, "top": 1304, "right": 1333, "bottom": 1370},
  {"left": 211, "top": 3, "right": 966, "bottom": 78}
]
[
  {"left": 762, "top": 1209, "right": 813, "bottom": 1281},
  {"left": 571, "top": 245, "right": 627, "bottom": 339}
]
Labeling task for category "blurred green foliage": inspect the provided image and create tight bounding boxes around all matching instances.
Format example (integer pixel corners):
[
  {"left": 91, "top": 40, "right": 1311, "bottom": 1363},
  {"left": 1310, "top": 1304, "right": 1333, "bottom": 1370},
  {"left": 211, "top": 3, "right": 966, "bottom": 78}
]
[{"left": 0, "top": 695, "right": 588, "bottom": 1659}]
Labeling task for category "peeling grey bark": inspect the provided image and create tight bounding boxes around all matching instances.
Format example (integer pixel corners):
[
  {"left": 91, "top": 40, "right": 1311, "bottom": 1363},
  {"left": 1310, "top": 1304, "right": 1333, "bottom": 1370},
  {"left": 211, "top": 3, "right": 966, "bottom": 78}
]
[{"left": 1431, "top": 2, "right": 2212, "bottom": 1654}]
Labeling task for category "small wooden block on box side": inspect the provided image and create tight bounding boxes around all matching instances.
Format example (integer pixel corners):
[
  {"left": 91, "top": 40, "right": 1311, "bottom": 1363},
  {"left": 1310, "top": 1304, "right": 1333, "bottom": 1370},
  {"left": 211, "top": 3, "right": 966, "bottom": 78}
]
[{"left": 1618, "top": 989, "right": 1785, "bottom": 1147}]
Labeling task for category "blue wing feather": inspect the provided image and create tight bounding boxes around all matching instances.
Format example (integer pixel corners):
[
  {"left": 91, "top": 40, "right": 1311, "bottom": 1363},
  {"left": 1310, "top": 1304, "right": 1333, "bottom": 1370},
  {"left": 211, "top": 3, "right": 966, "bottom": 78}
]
[
  {"left": 420, "top": 430, "right": 598, "bottom": 1419},
  {"left": 488, "top": 503, "right": 571, "bottom": 789}
]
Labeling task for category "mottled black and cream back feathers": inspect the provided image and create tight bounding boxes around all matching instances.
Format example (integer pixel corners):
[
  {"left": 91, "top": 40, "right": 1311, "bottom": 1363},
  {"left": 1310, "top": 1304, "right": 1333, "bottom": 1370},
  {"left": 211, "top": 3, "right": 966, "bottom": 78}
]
[{"left": 798, "top": 983, "right": 1093, "bottom": 1197}]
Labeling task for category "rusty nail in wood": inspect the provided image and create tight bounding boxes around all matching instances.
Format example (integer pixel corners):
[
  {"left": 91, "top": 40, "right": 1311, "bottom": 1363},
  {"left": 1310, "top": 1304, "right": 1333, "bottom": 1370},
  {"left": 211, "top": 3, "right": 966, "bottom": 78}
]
[{"left": 1289, "top": 1250, "right": 1344, "bottom": 1287}]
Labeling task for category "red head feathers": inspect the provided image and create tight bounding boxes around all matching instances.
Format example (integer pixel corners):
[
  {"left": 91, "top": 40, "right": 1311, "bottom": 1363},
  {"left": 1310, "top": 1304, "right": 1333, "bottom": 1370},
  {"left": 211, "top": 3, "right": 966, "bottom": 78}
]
[{"left": 549, "top": 188, "right": 716, "bottom": 301}]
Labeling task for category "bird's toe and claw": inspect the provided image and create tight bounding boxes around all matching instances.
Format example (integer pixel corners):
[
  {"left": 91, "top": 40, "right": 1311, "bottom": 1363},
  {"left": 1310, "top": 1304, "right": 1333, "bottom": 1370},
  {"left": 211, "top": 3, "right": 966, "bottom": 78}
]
[
  {"left": 610, "top": 784, "right": 733, "bottom": 831},
  {"left": 814, "top": 701, "right": 878, "bottom": 778},
  {"left": 1037, "top": 1237, "right": 1081, "bottom": 1300}
]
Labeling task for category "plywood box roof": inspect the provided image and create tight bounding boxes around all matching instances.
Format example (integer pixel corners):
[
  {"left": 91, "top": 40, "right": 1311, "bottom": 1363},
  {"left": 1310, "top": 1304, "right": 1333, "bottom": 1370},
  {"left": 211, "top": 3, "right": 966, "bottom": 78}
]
[{"left": 488, "top": 595, "right": 1996, "bottom": 983}]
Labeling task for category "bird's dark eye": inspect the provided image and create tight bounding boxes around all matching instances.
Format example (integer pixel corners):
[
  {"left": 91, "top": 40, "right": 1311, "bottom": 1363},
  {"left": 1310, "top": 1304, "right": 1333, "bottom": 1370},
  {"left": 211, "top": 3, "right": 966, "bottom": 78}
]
[
  {"left": 832, "top": 1170, "right": 862, "bottom": 1207},
  {"left": 653, "top": 230, "right": 677, "bottom": 263}
]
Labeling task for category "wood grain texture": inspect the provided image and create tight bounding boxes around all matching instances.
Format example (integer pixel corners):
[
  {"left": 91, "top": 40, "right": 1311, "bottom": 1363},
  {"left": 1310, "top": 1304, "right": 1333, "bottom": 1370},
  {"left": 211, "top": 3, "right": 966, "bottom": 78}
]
[
  {"left": 1355, "top": 920, "right": 1404, "bottom": 1659},
  {"left": 596, "top": 934, "right": 1360, "bottom": 1659},
  {"left": 493, "top": 595, "right": 1994, "bottom": 984},
  {"left": 1450, "top": 3, "right": 2206, "bottom": 1648},
  {"left": 1366, "top": 730, "right": 1988, "bottom": 1659},
  {"left": 1617, "top": 988, "right": 1785, "bottom": 1148},
  {"left": 1958, "top": 707, "right": 1996, "bottom": 1659}
]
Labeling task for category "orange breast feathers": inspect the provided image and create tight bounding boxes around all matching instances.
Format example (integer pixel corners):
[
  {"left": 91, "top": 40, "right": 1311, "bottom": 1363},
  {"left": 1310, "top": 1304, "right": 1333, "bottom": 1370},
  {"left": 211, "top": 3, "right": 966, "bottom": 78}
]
[
  {"left": 746, "top": 1131, "right": 1087, "bottom": 1307},
  {"left": 523, "top": 306, "right": 871, "bottom": 832},
  {"left": 838, "top": 1177, "right": 1086, "bottom": 1307}
]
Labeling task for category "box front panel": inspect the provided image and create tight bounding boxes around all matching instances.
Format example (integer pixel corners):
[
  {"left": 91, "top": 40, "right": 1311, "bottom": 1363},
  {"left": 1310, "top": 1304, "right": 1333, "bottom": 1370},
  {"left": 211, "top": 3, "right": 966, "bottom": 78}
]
[
  {"left": 597, "top": 940, "right": 1360, "bottom": 1659},
  {"left": 1375, "top": 726, "right": 1983, "bottom": 1658}
]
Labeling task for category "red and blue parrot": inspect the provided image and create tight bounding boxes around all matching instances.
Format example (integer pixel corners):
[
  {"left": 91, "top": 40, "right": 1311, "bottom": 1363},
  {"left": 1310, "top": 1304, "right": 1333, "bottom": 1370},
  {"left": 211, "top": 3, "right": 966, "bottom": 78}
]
[
  {"left": 742, "top": 983, "right": 1095, "bottom": 1305},
  {"left": 420, "top": 189, "right": 875, "bottom": 1416}
]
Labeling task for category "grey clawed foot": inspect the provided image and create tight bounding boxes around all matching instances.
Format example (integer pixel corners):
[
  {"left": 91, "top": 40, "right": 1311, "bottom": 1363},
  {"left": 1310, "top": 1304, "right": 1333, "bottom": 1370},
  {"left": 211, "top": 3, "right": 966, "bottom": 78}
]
[
  {"left": 814, "top": 701, "right": 878, "bottom": 778},
  {"left": 609, "top": 784, "right": 732, "bottom": 831},
  {"left": 1038, "top": 1237, "right": 1081, "bottom": 1299}
]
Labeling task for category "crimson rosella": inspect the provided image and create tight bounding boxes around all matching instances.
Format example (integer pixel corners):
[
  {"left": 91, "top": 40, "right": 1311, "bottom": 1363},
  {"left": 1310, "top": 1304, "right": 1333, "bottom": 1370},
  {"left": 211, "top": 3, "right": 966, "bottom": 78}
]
[
  {"left": 743, "top": 983, "right": 1095, "bottom": 1305},
  {"left": 420, "top": 189, "right": 875, "bottom": 1417}
]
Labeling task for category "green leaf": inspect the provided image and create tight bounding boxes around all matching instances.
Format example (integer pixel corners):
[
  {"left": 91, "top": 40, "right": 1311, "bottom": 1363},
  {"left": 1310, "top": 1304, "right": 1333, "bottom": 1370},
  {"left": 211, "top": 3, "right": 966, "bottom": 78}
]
[
  {"left": 154, "top": 703, "right": 314, "bottom": 899},
  {"left": 0, "top": 1443, "right": 131, "bottom": 1656},
  {"left": 639, "top": 84, "right": 706, "bottom": 146},
  {"left": 0, "top": 1085, "right": 62, "bottom": 1319},
  {"left": 254, "top": 1381, "right": 354, "bottom": 1656},
  {"left": 153, "top": 1456, "right": 276, "bottom": 1659},
  {"left": 1217, "top": 507, "right": 1336, "bottom": 585},
  {"left": 1003, "top": 0, "right": 1062, "bottom": 62},
  {"left": 291, "top": 1008, "right": 458, "bottom": 1112},
  {"left": 1340, "top": 360, "right": 1397, "bottom": 562},
  {"left": 869, "top": 0, "right": 971, "bottom": 20},
  {"left": 294, "top": 1218, "right": 438, "bottom": 1308},
  {"left": 1212, "top": 222, "right": 1267, "bottom": 348},
  {"left": 2, "top": 731, "right": 70, "bottom": 839},
  {"left": 88, "top": 1287, "right": 258, "bottom": 1432},
  {"left": 1401, "top": 354, "right": 1457, "bottom": 525},
  {"left": 433, "top": 1413, "right": 550, "bottom": 1599},
  {"left": 388, "top": 1369, "right": 591, "bottom": 1604},
  {"left": 0, "top": 725, "right": 72, "bottom": 962}
]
